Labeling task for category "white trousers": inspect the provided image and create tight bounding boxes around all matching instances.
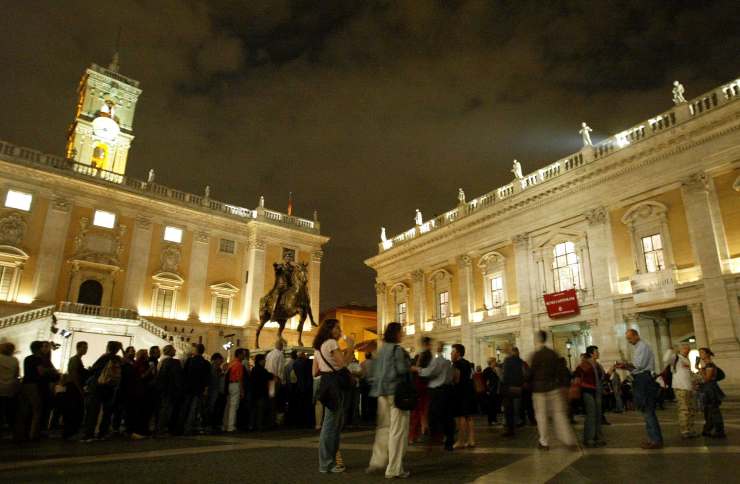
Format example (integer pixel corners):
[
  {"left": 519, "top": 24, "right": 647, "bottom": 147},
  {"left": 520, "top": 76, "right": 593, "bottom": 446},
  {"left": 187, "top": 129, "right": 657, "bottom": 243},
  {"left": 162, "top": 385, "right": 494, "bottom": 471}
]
[
  {"left": 222, "top": 382, "right": 241, "bottom": 432},
  {"left": 533, "top": 389, "right": 577, "bottom": 447},
  {"left": 369, "top": 395, "right": 410, "bottom": 477}
]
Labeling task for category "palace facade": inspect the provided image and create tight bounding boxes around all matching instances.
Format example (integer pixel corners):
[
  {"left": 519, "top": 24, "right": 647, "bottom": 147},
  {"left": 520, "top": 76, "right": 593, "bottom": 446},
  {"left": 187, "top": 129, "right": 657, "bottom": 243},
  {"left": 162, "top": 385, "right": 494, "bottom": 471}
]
[
  {"left": 0, "top": 58, "right": 329, "bottom": 369},
  {"left": 366, "top": 78, "right": 740, "bottom": 383}
]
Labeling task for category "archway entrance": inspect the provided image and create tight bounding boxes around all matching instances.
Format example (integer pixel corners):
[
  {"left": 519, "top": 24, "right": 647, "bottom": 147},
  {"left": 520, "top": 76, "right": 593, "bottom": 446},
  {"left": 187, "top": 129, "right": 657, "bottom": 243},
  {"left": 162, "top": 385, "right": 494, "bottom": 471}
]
[{"left": 77, "top": 279, "right": 103, "bottom": 306}]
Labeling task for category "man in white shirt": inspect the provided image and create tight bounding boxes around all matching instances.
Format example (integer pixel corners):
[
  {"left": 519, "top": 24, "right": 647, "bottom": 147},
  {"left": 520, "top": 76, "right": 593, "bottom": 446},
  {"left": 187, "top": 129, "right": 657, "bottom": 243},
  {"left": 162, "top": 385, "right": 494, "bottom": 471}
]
[
  {"left": 672, "top": 343, "right": 698, "bottom": 438},
  {"left": 265, "top": 338, "right": 286, "bottom": 426},
  {"left": 414, "top": 341, "right": 454, "bottom": 450}
]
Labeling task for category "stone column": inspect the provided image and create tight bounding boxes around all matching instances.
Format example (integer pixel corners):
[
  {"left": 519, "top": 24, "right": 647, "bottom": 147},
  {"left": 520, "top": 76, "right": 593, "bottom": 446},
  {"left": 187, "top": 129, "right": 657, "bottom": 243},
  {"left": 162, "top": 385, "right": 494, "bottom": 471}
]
[
  {"left": 411, "top": 270, "right": 426, "bottom": 331},
  {"left": 688, "top": 303, "right": 709, "bottom": 348},
  {"left": 584, "top": 207, "right": 621, "bottom": 364},
  {"left": 513, "top": 233, "right": 535, "bottom": 356},
  {"left": 681, "top": 172, "right": 740, "bottom": 354},
  {"left": 122, "top": 216, "right": 153, "bottom": 310},
  {"left": 32, "top": 197, "right": 72, "bottom": 302},
  {"left": 309, "top": 250, "right": 323, "bottom": 322},
  {"left": 375, "top": 282, "right": 387, "bottom": 338},
  {"left": 656, "top": 319, "right": 672, "bottom": 357},
  {"left": 243, "top": 236, "right": 266, "bottom": 324},
  {"left": 187, "top": 231, "right": 210, "bottom": 320},
  {"left": 457, "top": 255, "right": 474, "bottom": 360}
]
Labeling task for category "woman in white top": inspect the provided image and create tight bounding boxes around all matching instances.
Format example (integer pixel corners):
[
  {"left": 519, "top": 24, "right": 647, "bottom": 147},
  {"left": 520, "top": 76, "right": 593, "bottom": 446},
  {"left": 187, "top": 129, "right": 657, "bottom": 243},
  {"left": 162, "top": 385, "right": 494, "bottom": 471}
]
[{"left": 312, "top": 318, "right": 355, "bottom": 474}]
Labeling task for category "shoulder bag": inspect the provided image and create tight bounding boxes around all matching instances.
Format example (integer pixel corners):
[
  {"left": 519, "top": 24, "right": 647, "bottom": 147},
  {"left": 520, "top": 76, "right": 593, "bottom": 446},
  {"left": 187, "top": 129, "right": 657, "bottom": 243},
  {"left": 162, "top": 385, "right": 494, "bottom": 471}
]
[{"left": 392, "top": 345, "right": 418, "bottom": 411}]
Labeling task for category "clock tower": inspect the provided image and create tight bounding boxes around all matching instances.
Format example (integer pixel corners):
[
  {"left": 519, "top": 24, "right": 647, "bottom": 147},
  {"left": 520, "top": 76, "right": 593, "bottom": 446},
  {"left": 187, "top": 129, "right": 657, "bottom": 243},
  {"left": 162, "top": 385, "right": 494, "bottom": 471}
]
[{"left": 66, "top": 54, "right": 142, "bottom": 175}]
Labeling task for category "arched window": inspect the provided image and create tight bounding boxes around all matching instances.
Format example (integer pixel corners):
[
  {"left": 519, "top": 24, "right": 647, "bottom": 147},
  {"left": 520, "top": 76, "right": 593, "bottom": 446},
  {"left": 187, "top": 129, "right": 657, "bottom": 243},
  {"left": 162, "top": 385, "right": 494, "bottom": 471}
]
[
  {"left": 552, "top": 241, "right": 581, "bottom": 291},
  {"left": 77, "top": 279, "right": 103, "bottom": 306}
]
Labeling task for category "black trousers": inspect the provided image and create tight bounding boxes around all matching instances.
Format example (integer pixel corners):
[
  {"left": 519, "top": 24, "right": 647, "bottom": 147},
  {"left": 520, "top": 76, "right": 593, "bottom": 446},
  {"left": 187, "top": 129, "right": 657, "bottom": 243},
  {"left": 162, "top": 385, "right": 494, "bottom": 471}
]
[
  {"left": 429, "top": 386, "right": 455, "bottom": 448},
  {"left": 487, "top": 392, "right": 500, "bottom": 424}
]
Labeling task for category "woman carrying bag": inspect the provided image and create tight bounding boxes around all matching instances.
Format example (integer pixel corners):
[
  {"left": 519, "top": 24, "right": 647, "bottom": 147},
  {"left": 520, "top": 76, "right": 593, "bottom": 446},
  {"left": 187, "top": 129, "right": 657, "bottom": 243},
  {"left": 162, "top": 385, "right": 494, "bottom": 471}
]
[
  {"left": 367, "top": 322, "right": 412, "bottom": 479},
  {"left": 312, "top": 318, "right": 355, "bottom": 474}
]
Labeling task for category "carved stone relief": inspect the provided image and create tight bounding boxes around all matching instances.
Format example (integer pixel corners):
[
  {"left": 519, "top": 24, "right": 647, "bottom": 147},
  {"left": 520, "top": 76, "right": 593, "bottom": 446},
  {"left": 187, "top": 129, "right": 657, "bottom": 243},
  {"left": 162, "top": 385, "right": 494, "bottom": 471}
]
[
  {"left": 160, "top": 244, "right": 182, "bottom": 273},
  {"left": 0, "top": 213, "right": 27, "bottom": 246}
]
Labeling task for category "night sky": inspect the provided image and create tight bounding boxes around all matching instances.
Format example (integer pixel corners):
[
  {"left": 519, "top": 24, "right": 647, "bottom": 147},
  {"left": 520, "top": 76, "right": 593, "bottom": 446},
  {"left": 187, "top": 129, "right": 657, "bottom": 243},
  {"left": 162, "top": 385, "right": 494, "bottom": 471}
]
[{"left": 0, "top": 1, "right": 738, "bottom": 311}]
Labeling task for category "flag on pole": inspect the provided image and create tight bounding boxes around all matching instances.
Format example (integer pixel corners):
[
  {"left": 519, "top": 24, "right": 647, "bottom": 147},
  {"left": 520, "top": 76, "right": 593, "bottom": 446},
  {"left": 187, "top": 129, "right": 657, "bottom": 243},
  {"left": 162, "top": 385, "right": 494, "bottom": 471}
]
[{"left": 287, "top": 192, "right": 294, "bottom": 216}]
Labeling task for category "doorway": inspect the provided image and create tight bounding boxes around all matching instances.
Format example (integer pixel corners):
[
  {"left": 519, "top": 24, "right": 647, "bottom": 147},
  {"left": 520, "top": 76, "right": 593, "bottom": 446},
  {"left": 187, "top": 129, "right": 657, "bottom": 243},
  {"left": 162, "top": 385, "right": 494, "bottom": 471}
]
[{"left": 77, "top": 279, "right": 103, "bottom": 306}]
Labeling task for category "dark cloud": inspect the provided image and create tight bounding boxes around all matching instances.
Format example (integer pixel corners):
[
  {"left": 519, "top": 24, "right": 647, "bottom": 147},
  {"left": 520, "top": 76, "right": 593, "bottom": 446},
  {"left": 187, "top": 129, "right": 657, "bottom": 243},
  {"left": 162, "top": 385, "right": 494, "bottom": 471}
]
[{"left": 0, "top": 0, "right": 738, "bottom": 310}]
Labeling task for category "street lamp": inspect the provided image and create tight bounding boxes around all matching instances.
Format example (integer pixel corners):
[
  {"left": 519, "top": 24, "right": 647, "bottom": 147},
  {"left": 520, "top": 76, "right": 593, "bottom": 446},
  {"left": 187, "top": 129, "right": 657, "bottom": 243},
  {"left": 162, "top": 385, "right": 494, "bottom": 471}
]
[{"left": 566, "top": 340, "right": 573, "bottom": 370}]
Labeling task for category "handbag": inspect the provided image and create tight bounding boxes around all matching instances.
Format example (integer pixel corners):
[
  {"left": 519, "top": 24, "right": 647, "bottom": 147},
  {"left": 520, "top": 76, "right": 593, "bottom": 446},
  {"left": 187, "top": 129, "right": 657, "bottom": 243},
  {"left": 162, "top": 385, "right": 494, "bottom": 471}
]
[
  {"left": 316, "top": 344, "right": 350, "bottom": 411},
  {"left": 392, "top": 346, "right": 418, "bottom": 411}
]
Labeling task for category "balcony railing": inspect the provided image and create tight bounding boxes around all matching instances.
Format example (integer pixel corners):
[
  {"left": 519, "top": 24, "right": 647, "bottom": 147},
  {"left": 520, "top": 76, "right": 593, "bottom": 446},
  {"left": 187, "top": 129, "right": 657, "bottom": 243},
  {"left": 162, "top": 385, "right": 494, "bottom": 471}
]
[
  {"left": 0, "top": 304, "right": 55, "bottom": 329},
  {"left": 0, "top": 141, "right": 319, "bottom": 234},
  {"left": 379, "top": 77, "right": 740, "bottom": 253},
  {"left": 58, "top": 302, "right": 139, "bottom": 320}
]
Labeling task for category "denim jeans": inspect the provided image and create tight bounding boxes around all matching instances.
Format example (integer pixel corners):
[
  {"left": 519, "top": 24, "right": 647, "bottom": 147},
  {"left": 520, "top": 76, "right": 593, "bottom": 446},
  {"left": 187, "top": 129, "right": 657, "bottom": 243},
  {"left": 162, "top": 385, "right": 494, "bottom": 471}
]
[
  {"left": 503, "top": 395, "right": 521, "bottom": 432},
  {"left": 582, "top": 391, "right": 602, "bottom": 444},
  {"left": 319, "top": 394, "right": 344, "bottom": 472},
  {"left": 633, "top": 372, "right": 663, "bottom": 444}
]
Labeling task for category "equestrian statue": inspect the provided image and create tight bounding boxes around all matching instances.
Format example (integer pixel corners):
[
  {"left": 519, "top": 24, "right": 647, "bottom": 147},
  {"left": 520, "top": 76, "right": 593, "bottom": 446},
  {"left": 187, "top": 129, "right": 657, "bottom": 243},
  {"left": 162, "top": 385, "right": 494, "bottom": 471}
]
[{"left": 254, "top": 256, "right": 317, "bottom": 348}]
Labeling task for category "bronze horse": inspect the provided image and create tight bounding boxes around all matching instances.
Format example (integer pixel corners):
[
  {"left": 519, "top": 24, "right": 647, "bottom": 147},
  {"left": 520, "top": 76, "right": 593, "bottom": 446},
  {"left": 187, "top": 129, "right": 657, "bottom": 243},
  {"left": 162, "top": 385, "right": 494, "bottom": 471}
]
[{"left": 254, "top": 261, "right": 317, "bottom": 348}]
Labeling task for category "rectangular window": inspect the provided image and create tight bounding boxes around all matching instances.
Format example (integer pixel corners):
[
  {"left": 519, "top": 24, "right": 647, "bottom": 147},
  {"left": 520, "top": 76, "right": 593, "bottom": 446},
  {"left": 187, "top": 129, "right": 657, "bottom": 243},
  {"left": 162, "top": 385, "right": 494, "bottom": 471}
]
[
  {"left": 0, "top": 266, "right": 14, "bottom": 301},
  {"left": 164, "top": 226, "right": 183, "bottom": 243},
  {"left": 153, "top": 288, "right": 174, "bottom": 317},
  {"left": 4, "top": 190, "right": 32, "bottom": 211},
  {"left": 552, "top": 241, "right": 581, "bottom": 291},
  {"left": 92, "top": 209, "right": 116, "bottom": 229},
  {"left": 437, "top": 291, "right": 450, "bottom": 319},
  {"left": 219, "top": 238, "right": 235, "bottom": 254},
  {"left": 490, "top": 275, "right": 504, "bottom": 309},
  {"left": 214, "top": 296, "right": 230, "bottom": 324},
  {"left": 396, "top": 302, "right": 407, "bottom": 324},
  {"left": 642, "top": 234, "right": 665, "bottom": 273}
]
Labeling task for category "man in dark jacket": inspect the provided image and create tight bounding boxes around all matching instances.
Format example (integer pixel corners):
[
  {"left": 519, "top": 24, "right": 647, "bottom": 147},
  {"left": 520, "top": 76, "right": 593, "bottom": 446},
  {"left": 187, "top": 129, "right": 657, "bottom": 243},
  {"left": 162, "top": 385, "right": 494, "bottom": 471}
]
[
  {"left": 482, "top": 358, "right": 500, "bottom": 425},
  {"left": 155, "top": 345, "right": 182, "bottom": 436},
  {"left": 527, "top": 331, "right": 577, "bottom": 450},
  {"left": 180, "top": 343, "right": 211, "bottom": 435},
  {"left": 501, "top": 343, "right": 524, "bottom": 437},
  {"left": 81, "top": 341, "right": 122, "bottom": 441}
]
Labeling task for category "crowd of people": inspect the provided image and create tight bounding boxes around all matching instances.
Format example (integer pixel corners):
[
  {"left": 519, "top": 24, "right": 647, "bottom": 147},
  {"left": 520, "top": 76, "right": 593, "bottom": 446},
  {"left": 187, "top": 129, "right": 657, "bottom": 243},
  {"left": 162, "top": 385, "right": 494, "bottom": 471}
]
[{"left": 0, "top": 321, "right": 729, "bottom": 479}]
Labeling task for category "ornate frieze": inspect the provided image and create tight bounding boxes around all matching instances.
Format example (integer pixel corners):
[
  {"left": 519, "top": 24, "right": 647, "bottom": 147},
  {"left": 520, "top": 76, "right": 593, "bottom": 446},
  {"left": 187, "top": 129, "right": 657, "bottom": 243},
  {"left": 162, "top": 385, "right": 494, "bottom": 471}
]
[{"left": 0, "top": 213, "right": 27, "bottom": 246}]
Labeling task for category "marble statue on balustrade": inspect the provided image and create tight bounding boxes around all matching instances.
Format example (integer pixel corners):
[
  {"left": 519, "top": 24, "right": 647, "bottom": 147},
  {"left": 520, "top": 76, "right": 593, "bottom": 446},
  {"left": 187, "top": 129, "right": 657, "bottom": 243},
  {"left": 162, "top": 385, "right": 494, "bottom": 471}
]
[
  {"left": 672, "top": 81, "right": 687, "bottom": 104},
  {"left": 415, "top": 209, "right": 423, "bottom": 226},
  {"left": 147, "top": 168, "right": 155, "bottom": 183},
  {"left": 255, "top": 255, "right": 316, "bottom": 348},
  {"left": 259, "top": 195, "right": 265, "bottom": 207},
  {"left": 458, "top": 188, "right": 466, "bottom": 205},
  {"left": 380, "top": 227, "right": 388, "bottom": 243},
  {"left": 204, "top": 185, "right": 211, "bottom": 199},
  {"left": 511, "top": 159, "right": 524, "bottom": 180},
  {"left": 579, "top": 122, "right": 593, "bottom": 147}
]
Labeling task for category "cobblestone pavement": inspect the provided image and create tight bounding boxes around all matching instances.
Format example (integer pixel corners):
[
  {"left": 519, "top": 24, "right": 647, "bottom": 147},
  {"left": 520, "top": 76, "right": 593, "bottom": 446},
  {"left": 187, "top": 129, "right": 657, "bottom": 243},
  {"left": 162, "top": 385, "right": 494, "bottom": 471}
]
[{"left": 1, "top": 394, "right": 738, "bottom": 484}]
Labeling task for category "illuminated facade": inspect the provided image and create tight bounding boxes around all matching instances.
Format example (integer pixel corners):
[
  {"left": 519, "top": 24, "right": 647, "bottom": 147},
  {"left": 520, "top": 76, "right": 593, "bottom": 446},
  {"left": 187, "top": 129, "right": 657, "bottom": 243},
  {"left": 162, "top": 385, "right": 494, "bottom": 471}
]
[
  {"left": 0, "top": 57, "right": 329, "bottom": 368},
  {"left": 366, "top": 78, "right": 740, "bottom": 383}
]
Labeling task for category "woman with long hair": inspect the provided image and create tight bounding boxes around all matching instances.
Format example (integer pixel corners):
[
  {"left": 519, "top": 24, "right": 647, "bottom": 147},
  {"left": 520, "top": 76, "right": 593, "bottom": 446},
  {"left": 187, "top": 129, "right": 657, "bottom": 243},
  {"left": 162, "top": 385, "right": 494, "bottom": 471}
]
[
  {"left": 451, "top": 343, "right": 477, "bottom": 448},
  {"left": 367, "top": 322, "right": 411, "bottom": 479},
  {"left": 313, "top": 318, "right": 355, "bottom": 474},
  {"left": 698, "top": 348, "right": 726, "bottom": 438}
]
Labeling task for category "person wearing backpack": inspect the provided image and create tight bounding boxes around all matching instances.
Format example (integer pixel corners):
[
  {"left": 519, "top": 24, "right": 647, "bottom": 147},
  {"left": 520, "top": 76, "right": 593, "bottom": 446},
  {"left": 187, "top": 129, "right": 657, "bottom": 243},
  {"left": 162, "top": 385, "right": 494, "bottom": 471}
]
[
  {"left": 366, "top": 322, "right": 411, "bottom": 479},
  {"left": 81, "top": 341, "right": 123, "bottom": 442},
  {"left": 698, "top": 348, "right": 726, "bottom": 439}
]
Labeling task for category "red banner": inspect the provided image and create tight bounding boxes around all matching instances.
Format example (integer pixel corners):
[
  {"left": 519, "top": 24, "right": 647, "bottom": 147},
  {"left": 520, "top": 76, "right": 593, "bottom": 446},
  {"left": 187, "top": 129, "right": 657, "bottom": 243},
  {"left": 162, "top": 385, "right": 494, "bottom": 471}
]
[{"left": 543, "top": 288, "right": 580, "bottom": 318}]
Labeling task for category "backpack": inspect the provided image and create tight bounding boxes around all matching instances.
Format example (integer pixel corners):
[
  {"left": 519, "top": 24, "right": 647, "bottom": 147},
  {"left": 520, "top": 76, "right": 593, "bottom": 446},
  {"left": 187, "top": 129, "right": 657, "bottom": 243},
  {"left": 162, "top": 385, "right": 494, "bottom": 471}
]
[{"left": 97, "top": 358, "right": 122, "bottom": 386}]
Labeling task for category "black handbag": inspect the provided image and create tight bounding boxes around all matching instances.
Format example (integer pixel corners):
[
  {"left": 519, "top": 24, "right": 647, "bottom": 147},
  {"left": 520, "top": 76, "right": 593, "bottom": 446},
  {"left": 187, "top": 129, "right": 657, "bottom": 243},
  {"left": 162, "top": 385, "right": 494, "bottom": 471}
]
[
  {"left": 393, "top": 346, "right": 418, "bottom": 411},
  {"left": 316, "top": 345, "right": 351, "bottom": 411}
]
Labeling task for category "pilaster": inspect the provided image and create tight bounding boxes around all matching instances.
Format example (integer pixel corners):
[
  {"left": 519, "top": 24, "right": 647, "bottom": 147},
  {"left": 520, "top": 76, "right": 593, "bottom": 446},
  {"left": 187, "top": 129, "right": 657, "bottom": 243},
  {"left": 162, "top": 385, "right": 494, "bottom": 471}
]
[
  {"left": 375, "top": 282, "right": 387, "bottom": 337},
  {"left": 243, "top": 236, "right": 267, "bottom": 324},
  {"left": 411, "top": 270, "right": 426, "bottom": 328},
  {"left": 457, "top": 255, "right": 474, "bottom": 359},
  {"left": 122, "top": 216, "right": 153, "bottom": 310},
  {"left": 688, "top": 303, "right": 709, "bottom": 348},
  {"left": 187, "top": 231, "right": 210, "bottom": 319},
  {"left": 513, "top": 233, "right": 535, "bottom": 356},
  {"left": 309, "top": 250, "right": 323, "bottom": 321},
  {"left": 32, "top": 197, "right": 72, "bottom": 302}
]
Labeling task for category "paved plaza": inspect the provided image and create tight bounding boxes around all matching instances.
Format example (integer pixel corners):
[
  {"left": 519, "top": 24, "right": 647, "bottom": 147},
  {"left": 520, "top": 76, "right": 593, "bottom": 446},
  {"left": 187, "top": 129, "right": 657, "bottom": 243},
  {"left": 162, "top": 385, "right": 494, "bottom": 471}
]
[{"left": 1, "top": 393, "right": 738, "bottom": 484}]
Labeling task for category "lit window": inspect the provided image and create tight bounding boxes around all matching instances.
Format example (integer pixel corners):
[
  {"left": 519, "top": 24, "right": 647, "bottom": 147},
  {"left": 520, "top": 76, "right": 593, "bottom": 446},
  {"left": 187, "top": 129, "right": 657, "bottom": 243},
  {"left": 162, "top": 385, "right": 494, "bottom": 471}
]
[
  {"left": 0, "top": 266, "right": 14, "bottom": 301},
  {"left": 4, "top": 190, "right": 32, "bottom": 211},
  {"left": 396, "top": 302, "right": 407, "bottom": 324},
  {"left": 642, "top": 234, "right": 665, "bottom": 273},
  {"left": 164, "top": 226, "right": 183, "bottom": 243},
  {"left": 552, "top": 241, "right": 581, "bottom": 291},
  {"left": 153, "top": 288, "right": 175, "bottom": 318},
  {"left": 214, "top": 296, "right": 231, "bottom": 323},
  {"left": 490, "top": 275, "right": 504, "bottom": 309},
  {"left": 93, "top": 210, "right": 116, "bottom": 228},
  {"left": 219, "top": 238, "right": 235, "bottom": 254},
  {"left": 437, "top": 291, "right": 450, "bottom": 319}
]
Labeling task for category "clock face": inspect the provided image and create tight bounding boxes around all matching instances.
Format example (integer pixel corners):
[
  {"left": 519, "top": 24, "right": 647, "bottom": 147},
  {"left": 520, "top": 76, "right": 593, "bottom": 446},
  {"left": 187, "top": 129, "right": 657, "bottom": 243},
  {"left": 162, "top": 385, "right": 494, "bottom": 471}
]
[{"left": 92, "top": 116, "right": 120, "bottom": 141}]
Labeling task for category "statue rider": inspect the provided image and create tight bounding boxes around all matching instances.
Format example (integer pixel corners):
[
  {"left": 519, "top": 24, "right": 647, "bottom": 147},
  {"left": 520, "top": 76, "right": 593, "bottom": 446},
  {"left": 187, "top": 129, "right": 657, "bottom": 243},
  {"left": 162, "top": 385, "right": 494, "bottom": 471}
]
[{"left": 272, "top": 251, "right": 296, "bottom": 318}]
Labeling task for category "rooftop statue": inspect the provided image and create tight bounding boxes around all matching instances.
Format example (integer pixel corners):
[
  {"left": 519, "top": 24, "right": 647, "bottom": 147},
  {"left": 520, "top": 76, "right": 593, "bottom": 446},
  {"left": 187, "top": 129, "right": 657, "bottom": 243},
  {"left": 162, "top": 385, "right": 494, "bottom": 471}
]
[
  {"left": 579, "top": 122, "right": 593, "bottom": 147},
  {"left": 256, "top": 253, "right": 316, "bottom": 348},
  {"left": 458, "top": 188, "right": 466, "bottom": 204},
  {"left": 380, "top": 227, "right": 387, "bottom": 243},
  {"left": 672, "top": 80, "right": 687, "bottom": 104},
  {"left": 415, "top": 209, "right": 423, "bottom": 226},
  {"left": 511, "top": 159, "right": 524, "bottom": 180},
  {"left": 147, "top": 169, "right": 155, "bottom": 183}
]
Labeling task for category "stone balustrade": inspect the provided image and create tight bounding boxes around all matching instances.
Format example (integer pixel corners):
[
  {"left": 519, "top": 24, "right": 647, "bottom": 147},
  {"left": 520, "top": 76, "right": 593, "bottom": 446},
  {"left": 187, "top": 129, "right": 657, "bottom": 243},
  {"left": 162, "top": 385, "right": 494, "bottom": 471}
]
[
  {"left": 380, "top": 78, "right": 740, "bottom": 252},
  {"left": 0, "top": 305, "right": 54, "bottom": 329},
  {"left": 58, "top": 301, "right": 139, "bottom": 319},
  {"left": 0, "top": 140, "right": 319, "bottom": 234}
]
